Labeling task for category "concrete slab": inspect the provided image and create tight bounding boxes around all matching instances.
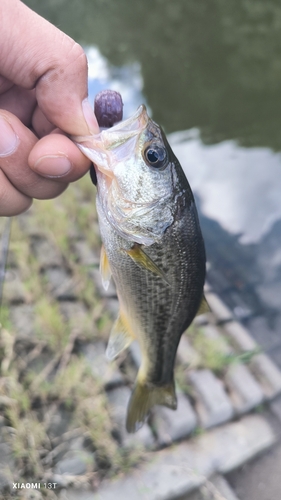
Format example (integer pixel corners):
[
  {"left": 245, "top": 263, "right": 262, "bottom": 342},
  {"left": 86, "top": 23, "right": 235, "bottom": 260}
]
[
  {"left": 87, "top": 415, "right": 274, "bottom": 500},
  {"left": 189, "top": 369, "right": 233, "bottom": 428}
]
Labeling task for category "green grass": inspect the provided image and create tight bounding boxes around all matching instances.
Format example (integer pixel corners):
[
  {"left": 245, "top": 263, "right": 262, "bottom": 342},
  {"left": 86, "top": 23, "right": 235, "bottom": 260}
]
[
  {"left": 34, "top": 297, "right": 70, "bottom": 351},
  {"left": 0, "top": 176, "right": 124, "bottom": 485},
  {"left": 0, "top": 304, "right": 12, "bottom": 330},
  {"left": 0, "top": 203, "right": 122, "bottom": 485},
  {"left": 193, "top": 332, "right": 232, "bottom": 373},
  {"left": 186, "top": 325, "right": 261, "bottom": 374},
  {"left": 1, "top": 171, "right": 263, "bottom": 489}
]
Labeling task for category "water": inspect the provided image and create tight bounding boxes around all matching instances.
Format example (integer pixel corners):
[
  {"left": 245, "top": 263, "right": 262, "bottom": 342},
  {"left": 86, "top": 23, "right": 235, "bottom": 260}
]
[{"left": 23, "top": 0, "right": 281, "bottom": 365}]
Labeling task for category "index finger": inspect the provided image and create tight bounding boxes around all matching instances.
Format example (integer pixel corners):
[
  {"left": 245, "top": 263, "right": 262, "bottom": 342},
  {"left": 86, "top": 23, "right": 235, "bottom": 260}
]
[{"left": 0, "top": 0, "right": 99, "bottom": 136}]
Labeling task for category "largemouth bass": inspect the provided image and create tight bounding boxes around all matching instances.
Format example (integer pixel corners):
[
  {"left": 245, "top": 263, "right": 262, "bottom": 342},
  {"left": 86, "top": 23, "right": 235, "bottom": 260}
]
[{"left": 74, "top": 103, "right": 206, "bottom": 433}]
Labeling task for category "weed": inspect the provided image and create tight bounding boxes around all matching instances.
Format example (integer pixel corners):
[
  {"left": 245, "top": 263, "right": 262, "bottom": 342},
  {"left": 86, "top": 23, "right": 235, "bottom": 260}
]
[
  {"left": 175, "top": 363, "right": 193, "bottom": 394},
  {"left": 34, "top": 297, "right": 70, "bottom": 351},
  {"left": 8, "top": 219, "right": 31, "bottom": 273},
  {"left": 9, "top": 383, "right": 31, "bottom": 413},
  {"left": 255, "top": 403, "right": 266, "bottom": 413},
  {"left": 194, "top": 334, "right": 231, "bottom": 372},
  {"left": 7, "top": 219, "right": 43, "bottom": 302},
  {"left": 186, "top": 326, "right": 231, "bottom": 374},
  {"left": 0, "top": 304, "right": 12, "bottom": 330},
  {"left": 6, "top": 405, "right": 47, "bottom": 476},
  {"left": 188, "top": 326, "right": 261, "bottom": 373},
  {"left": 192, "top": 426, "right": 205, "bottom": 437},
  {"left": 74, "top": 265, "right": 98, "bottom": 306},
  {"left": 51, "top": 356, "right": 97, "bottom": 400},
  {"left": 115, "top": 445, "right": 146, "bottom": 474},
  {"left": 31, "top": 199, "right": 70, "bottom": 255}
]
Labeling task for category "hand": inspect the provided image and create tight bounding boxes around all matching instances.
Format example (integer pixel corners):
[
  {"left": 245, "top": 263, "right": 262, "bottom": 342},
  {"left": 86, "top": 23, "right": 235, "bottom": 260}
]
[{"left": 0, "top": 0, "right": 99, "bottom": 216}]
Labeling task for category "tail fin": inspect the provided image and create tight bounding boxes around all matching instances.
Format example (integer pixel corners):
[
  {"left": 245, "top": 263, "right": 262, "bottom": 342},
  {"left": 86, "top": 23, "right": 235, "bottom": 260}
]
[{"left": 126, "top": 380, "right": 177, "bottom": 433}]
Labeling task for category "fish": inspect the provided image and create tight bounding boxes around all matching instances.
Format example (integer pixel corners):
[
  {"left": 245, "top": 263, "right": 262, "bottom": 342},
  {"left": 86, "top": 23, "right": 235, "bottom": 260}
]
[{"left": 73, "top": 104, "right": 206, "bottom": 433}]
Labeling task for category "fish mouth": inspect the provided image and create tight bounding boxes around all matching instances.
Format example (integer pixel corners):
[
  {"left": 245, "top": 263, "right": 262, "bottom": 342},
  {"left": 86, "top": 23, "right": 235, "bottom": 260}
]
[{"left": 73, "top": 105, "right": 149, "bottom": 177}]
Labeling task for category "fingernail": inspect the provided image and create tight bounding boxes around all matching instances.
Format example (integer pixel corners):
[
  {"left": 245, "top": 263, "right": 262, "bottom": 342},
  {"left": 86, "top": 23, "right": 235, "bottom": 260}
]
[
  {"left": 0, "top": 115, "right": 19, "bottom": 157},
  {"left": 33, "top": 155, "right": 72, "bottom": 177},
  {"left": 82, "top": 98, "right": 99, "bottom": 134}
]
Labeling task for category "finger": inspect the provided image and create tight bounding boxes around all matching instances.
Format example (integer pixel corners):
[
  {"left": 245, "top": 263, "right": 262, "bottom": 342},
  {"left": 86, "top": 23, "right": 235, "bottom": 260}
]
[
  {"left": 0, "top": 86, "right": 36, "bottom": 126},
  {"left": 0, "top": 0, "right": 99, "bottom": 135},
  {"left": 32, "top": 105, "right": 56, "bottom": 138},
  {"left": 0, "top": 110, "right": 68, "bottom": 199},
  {"left": 0, "top": 169, "right": 32, "bottom": 216},
  {"left": 28, "top": 132, "right": 91, "bottom": 182},
  {"left": 0, "top": 75, "right": 13, "bottom": 94}
]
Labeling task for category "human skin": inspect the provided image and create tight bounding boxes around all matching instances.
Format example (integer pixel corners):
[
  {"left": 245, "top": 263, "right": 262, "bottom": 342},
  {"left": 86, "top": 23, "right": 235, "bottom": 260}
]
[{"left": 0, "top": 0, "right": 99, "bottom": 216}]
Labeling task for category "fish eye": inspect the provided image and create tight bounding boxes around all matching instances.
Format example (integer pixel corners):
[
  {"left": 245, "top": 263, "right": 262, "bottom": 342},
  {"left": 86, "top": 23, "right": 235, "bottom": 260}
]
[{"left": 144, "top": 145, "right": 167, "bottom": 169}]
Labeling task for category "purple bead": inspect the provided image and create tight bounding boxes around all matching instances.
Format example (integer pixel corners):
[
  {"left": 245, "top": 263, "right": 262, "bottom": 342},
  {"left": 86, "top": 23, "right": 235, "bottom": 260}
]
[
  {"left": 94, "top": 90, "right": 123, "bottom": 128},
  {"left": 90, "top": 90, "right": 124, "bottom": 185}
]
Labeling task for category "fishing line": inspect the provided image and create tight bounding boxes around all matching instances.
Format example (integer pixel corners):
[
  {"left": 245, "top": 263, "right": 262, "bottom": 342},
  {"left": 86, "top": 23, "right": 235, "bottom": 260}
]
[{"left": 0, "top": 217, "right": 12, "bottom": 321}]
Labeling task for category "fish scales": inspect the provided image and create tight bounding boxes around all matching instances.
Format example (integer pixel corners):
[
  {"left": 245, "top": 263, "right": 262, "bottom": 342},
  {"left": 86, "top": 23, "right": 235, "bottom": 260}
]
[
  {"left": 99, "top": 203, "right": 203, "bottom": 385},
  {"left": 74, "top": 101, "right": 206, "bottom": 433}
]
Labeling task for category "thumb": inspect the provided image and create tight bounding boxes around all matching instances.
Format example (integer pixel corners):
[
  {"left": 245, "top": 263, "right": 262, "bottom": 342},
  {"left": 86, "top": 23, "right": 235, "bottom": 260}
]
[{"left": 0, "top": 0, "right": 99, "bottom": 135}]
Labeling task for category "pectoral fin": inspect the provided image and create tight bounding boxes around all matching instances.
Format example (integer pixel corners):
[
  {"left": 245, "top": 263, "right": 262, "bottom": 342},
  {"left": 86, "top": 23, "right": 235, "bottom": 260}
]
[
  {"left": 106, "top": 309, "right": 135, "bottom": 361},
  {"left": 125, "top": 244, "right": 170, "bottom": 286},
  {"left": 196, "top": 295, "right": 211, "bottom": 316},
  {"left": 100, "top": 245, "right": 111, "bottom": 290}
]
